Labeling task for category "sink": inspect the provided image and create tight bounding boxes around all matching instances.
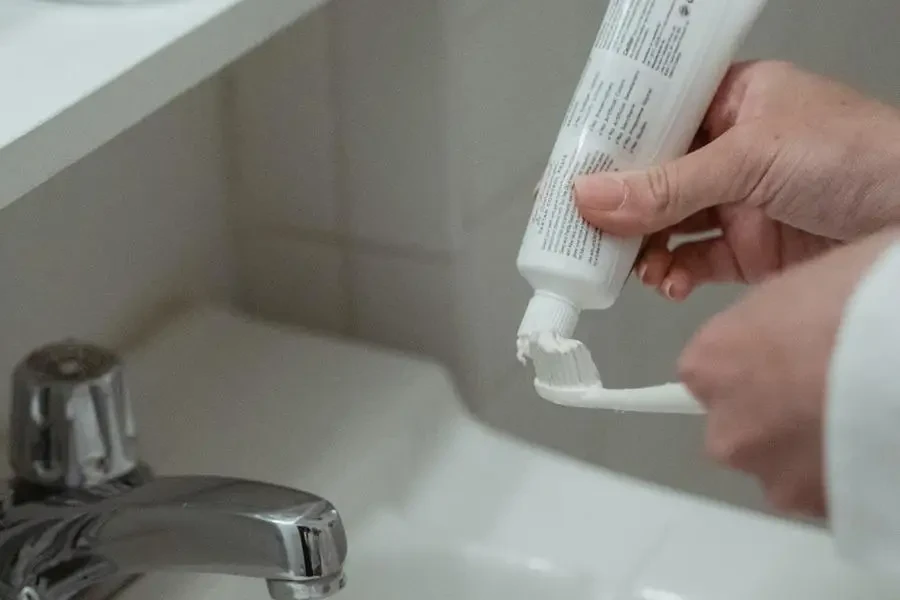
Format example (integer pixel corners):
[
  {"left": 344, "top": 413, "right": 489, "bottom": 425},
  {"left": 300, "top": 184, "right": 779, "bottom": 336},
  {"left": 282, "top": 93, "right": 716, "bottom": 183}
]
[
  {"left": 73, "top": 306, "right": 900, "bottom": 600},
  {"left": 345, "top": 547, "right": 584, "bottom": 600},
  {"left": 339, "top": 513, "right": 599, "bottom": 600}
]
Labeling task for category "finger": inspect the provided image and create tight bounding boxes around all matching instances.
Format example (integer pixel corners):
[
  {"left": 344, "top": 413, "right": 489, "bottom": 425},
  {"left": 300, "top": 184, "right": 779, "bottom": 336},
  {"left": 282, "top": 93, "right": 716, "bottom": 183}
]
[
  {"left": 669, "top": 209, "right": 720, "bottom": 235},
  {"left": 639, "top": 215, "right": 725, "bottom": 299},
  {"left": 665, "top": 236, "right": 746, "bottom": 286},
  {"left": 635, "top": 233, "right": 673, "bottom": 287},
  {"left": 659, "top": 266, "right": 694, "bottom": 302},
  {"left": 573, "top": 128, "right": 766, "bottom": 236}
]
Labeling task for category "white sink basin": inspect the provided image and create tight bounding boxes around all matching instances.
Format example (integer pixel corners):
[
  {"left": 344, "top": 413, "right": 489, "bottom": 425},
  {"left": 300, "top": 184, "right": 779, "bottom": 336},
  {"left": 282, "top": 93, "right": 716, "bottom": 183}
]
[
  {"left": 340, "top": 513, "right": 599, "bottom": 600},
  {"left": 102, "top": 306, "right": 900, "bottom": 600}
]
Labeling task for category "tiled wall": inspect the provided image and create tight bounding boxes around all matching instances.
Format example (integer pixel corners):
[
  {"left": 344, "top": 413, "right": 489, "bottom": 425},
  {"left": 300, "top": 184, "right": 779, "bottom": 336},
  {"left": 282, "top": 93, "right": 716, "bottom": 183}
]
[
  {"left": 0, "top": 79, "right": 235, "bottom": 430},
  {"left": 229, "top": 0, "right": 900, "bottom": 508},
  {"left": 229, "top": 0, "right": 620, "bottom": 454}
]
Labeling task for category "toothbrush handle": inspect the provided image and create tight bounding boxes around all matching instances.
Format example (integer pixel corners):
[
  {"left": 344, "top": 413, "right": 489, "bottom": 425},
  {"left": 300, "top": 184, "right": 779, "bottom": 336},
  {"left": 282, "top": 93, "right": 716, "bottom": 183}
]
[{"left": 535, "top": 382, "right": 705, "bottom": 415}]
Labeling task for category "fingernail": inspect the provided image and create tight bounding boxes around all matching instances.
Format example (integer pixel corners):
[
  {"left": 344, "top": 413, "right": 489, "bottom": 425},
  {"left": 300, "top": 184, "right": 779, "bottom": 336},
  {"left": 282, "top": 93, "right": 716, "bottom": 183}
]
[
  {"left": 636, "top": 263, "right": 648, "bottom": 282},
  {"left": 662, "top": 280, "right": 676, "bottom": 300},
  {"left": 574, "top": 176, "right": 627, "bottom": 211},
  {"left": 662, "top": 277, "right": 693, "bottom": 301}
]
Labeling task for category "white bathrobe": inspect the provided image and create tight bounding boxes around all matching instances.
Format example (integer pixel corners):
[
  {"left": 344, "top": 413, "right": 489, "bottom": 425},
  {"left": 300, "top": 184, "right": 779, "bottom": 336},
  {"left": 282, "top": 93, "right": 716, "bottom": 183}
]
[{"left": 829, "top": 241, "right": 900, "bottom": 573}]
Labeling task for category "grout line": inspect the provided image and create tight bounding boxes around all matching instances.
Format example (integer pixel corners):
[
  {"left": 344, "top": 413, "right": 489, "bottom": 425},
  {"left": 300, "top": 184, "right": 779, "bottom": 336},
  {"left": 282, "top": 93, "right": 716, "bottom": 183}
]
[
  {"left": 326, "top": 1, "right": 359, "bottom": 336},
  {"left": 216, "top": 67, "right": 249, "bottom": 311},
  {"left": 235, "top": 221, "right": 455, "bottom": 266},
  {"left": 342, "top": 236, "right": 454, "bottom": 266}
]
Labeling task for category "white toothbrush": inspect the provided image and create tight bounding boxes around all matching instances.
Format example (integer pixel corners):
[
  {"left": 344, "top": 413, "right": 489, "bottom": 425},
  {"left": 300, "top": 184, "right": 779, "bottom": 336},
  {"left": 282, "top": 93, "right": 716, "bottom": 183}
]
[{"left": 526, "top": 335, "right": 705, "bottom": 415}]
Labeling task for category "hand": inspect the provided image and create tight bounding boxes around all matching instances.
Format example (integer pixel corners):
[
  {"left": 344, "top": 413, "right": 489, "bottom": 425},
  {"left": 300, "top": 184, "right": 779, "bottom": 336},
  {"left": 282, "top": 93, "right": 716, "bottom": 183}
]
[
  {"left": 572, "top": 60, "right": 900, "bottom": 300},
  {"left": 677, "top": 230, "right": 900, "bottom": 517}
]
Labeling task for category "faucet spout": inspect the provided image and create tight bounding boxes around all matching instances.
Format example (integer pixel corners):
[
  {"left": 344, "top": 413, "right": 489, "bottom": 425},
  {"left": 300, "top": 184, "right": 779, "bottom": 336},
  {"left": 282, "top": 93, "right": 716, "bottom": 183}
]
[
  {"left": 0, "top": 475, "right": 347, "bottom": 600},
  {"left": 4, "top": 340, "right": 349, "bottom": 600}
]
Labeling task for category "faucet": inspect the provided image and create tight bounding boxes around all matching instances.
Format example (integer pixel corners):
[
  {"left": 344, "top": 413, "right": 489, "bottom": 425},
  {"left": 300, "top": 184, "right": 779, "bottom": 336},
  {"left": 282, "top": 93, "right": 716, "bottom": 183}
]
[{"left": 0, "top": 341, "right": 347, "bottom": 600}]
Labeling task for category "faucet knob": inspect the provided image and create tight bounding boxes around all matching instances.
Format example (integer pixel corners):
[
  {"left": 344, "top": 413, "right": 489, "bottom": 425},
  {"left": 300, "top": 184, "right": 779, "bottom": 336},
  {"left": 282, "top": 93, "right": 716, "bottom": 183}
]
[{"left": 9, "top": 340, "right": 139, "bottom": 489}]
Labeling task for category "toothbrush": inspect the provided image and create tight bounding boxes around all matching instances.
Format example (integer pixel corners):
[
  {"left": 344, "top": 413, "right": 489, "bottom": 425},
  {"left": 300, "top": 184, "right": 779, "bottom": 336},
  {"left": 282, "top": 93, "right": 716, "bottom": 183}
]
[{"left": 527, "top": 336, "right": 705, "bottom": 415}]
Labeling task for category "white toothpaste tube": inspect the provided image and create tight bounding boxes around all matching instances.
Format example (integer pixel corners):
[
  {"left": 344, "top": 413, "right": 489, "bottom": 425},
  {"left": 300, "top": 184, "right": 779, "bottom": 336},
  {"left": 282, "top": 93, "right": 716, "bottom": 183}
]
[{"left": 516, "top": 0, "right": 768, "bottom": 410}]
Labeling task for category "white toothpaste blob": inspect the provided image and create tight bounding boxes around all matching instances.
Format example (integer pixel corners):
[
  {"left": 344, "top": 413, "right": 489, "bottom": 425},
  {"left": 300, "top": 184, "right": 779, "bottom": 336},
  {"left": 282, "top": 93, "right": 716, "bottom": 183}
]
[
  {"left": 517, "top": 330, "right": 586, "bottom": 367},
  {"left": 515, "top": 0, "right": 768, "bottom": 412},
  {"left": 526, "top": 332, "right": 601, "bottom": 384}
]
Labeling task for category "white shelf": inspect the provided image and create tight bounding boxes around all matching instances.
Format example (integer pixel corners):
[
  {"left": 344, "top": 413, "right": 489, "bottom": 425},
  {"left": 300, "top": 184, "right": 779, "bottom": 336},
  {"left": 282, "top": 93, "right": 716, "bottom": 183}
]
[{"left": 0, "top": 0, "right": 328, "bottom": 211}]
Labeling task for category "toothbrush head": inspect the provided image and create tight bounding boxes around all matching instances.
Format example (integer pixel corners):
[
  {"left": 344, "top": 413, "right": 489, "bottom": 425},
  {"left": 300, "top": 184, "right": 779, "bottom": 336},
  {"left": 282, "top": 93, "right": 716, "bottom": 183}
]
[{"left": 524, "top": 333, "right": 603, "bottom": 388}]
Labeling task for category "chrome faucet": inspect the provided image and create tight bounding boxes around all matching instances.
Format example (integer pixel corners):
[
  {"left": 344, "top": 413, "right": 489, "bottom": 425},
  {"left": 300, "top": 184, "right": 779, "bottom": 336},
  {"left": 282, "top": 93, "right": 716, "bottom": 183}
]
[{"left": 0, "top": 341, "right": 347, "bottom": 600}]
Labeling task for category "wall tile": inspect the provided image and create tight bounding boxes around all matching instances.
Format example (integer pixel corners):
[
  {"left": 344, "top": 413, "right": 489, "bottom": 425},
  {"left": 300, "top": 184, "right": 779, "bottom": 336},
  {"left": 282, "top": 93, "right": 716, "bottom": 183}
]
[
  {"left": 237, "top": 235, "right": 349, "bottom": 335},
  {"left": 0, "top": 79, "right": 234, "bottom": 429},
  {"left": 740, "top": 0, "right": 900, "bottom": 103},
  {"left": 333, "top": 0, "right": 458, "bottom": 252},
  {"left": 331, "top": 0, "right": 615, "bottom": 250},
  {"left": 477, "top": 368, "right": 610, "bottom": 464},
  {"left": 584, "top": 409, "right": 767, "bottom": 512},
  {"left": 333, "top": 0, "right": 449, "bottom": 71},
  {"left": 446, "top": 0, "right": 608, "bottom": 228},
  {"left": 230, "top": 7, "right": 338, "bottom": 233},
  {"left": 438, "top": 0, "right": 492, "bottom": 32},
  {"left": 349, "top": 250, "right": 461, "bottom": 373},
  {"left": 454, "top": 172, "right": 536, "bottom": 399}
]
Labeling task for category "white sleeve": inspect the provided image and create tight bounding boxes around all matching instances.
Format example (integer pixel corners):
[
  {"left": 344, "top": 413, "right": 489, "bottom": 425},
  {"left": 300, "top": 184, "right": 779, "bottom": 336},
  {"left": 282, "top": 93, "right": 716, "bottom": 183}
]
[{"left": 828, "top": 240, "right": 900, "bottom": 574}]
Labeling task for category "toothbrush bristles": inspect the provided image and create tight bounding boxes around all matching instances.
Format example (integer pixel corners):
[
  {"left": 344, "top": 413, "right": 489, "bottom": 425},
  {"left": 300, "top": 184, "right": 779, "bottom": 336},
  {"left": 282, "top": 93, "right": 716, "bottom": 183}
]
[{"left": 530, "top": 338, "right": 602, "bottom": 387}]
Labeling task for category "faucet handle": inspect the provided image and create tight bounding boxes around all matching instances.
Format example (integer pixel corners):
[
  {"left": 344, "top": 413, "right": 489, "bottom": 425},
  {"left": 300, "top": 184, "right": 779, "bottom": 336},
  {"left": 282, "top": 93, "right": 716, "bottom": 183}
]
[{"left": 9, "top": 340, "right": 139, "bottom": 489}]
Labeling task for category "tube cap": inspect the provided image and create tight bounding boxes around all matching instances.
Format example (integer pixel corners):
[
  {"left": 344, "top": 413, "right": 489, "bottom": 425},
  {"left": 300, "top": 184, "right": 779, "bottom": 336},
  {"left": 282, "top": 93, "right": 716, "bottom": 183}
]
[{"left": 517, "top": 292, "right": 580, "bottom": 340}]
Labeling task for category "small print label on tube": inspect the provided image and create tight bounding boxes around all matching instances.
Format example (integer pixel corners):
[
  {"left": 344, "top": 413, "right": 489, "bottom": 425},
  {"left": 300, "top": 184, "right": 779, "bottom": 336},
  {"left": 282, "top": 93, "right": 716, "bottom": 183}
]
[{"left": 529, "top": 0, "right": 715, "bottom": 266}]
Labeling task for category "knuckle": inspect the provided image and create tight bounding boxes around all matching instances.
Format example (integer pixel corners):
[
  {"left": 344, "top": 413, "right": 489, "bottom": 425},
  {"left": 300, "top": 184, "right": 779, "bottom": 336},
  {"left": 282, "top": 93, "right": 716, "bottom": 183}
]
[
  {"left": 728, "top": 125, "right": 782, "bottom": 202},
  {"left": 643, "top": 165, "right": 677, "bottom": 217}
]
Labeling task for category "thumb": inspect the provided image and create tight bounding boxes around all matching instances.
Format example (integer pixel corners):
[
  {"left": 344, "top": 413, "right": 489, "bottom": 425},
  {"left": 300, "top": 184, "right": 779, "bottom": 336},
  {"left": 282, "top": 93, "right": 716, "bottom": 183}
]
[{"left": 574, "top": 130, "right": 763, "bottom": 236}]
